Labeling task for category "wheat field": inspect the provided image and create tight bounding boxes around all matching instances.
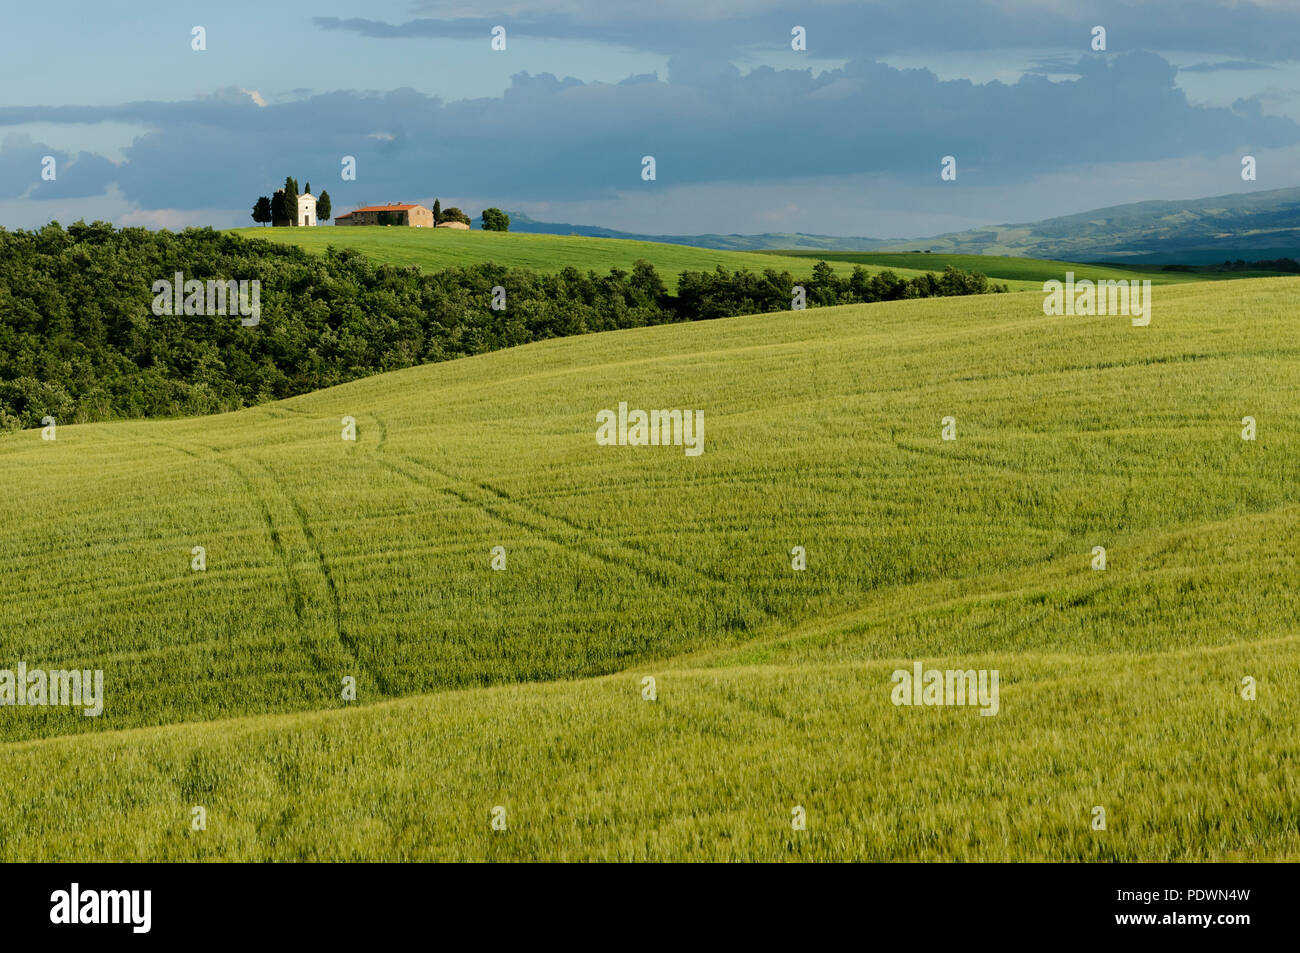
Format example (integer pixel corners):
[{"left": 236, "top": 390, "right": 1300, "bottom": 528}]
[{"left": 2, "top": 278, "right": 1297, "bottom": 860}]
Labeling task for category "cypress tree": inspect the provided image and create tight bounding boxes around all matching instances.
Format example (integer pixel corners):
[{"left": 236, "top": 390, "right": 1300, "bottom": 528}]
[{"left": 283, "top": 177, "right": 298, "bottom": 226}]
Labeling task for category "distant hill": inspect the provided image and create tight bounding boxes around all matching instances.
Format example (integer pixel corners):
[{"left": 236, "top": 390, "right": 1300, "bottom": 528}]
[
  {"left": 476, "top": 187, "right": 1300, "bottom": 263},
  {"left": 875, "top": 187, "right": 1300, "bottom": 263},
  {"left": 469, "top": 212, "right": 892, "bottom": 252}
]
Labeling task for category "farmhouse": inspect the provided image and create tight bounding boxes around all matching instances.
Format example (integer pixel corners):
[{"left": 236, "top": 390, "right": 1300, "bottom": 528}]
[{"left": 336, "top": 203, "right": 434, "bottom": 227}]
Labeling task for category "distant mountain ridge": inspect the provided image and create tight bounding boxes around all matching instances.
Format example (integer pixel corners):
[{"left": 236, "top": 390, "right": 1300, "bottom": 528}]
[
  {"left": 876, "top": 187, "right": 1300, "bottom": 263},
  {"left": 469, "top": 213, "right": 893, "bottom": 252},
  {"left": 477, "top": 187, "right": 1300, "bottom": 263}
]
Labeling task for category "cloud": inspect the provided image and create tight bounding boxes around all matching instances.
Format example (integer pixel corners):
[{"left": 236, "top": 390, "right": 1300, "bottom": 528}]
[
  {"left": 1179, "top": 60, "right": 1277, "bottom": 73},
  {"left": 0, "top": 133, "right": 119, "bottom": 201},
  {"left": 0, "top": 183, "right": 135, "bottom": 230},
  {"left": 0, "top": 51, "right": 1296, "bottom": 231},
  {"left": 1025, "top": 56, "right": 1086, "bottom": 77},
  {"left": 317, "top": 15, "right": 555, "bottom": 39},
  {"left": 320, "top": 1, "right": 1300, "bottom": 59},
  {"left": 119, "top": 205, "right": 245, "bottom": 230}
]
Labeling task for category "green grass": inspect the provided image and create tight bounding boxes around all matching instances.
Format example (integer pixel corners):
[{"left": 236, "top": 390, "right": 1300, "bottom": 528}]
[
  {"left": 230, "top": 227, "right": 1232, "bottom": 293},
  {"left": 761, "top": 250, "right": 1278, "bottom": 283},
  {"left": 3, "top": 276, "right": 1298, "bottom": 860},
  {"left": 229, "top": 226, "right": 1045, "bottom": 291}
]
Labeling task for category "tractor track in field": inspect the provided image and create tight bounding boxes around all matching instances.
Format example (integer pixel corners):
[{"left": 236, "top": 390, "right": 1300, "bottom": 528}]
[
  {"left": 243, "top": 454, "right": 395, "bottom": 696},
  {"left": 468, "top": 473, "right": 737, "bottom": 589},
  {"left": 373, "top": 449, "right": 776, "bottom": 627},
  {"left": 149, "top": 435, "right": 389, "bottom": 695},
  {"left": 887, "top": 428, "right": 1029, "bottom": 475},
  {"left": 370, "top": 412, "right": 738, "bottom": 593},
  {"left": 149, "top": 438, "right": 311, "bottom": 622}
]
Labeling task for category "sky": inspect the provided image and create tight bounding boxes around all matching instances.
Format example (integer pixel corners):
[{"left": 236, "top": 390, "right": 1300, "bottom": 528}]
[{"left": 2, "top": 0, "right": 1300, "bottom": 238}]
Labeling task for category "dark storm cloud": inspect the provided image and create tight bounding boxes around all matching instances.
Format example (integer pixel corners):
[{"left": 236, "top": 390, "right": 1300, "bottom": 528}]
[
  {"left": 0, "top": 51, "right": 1296, "bottom": 212},
  {"left": 0, "top": 134, "right": 119, "bottom": 200},
  {"left": 331, "top": 1, "right": 1300, "bottom": 60}
]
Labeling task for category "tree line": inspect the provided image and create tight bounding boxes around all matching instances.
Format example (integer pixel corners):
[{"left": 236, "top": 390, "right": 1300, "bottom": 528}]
[
  {"left": 425, "top": 201, "right": 510, "bottom": 230},
  {"left": 430, "top": 199, "right": 470, "bottom": 227},
  {"left": 0, "top": 222, "right": 1004, "bottom": 429}
]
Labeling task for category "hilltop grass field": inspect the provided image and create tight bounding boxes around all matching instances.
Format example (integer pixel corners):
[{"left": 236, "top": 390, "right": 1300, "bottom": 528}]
[
  {"left": 230, "top": 226, "right": 1257, "bottom": 293},
  {"left": 230, "top": 226, "right": 1075, "bottom": 291},
  {"left": 2, "top": 276, "right": 1298, "bottom": 860},
  {"left": 231, "top": 225, "right": 967, "bottom": 288}
]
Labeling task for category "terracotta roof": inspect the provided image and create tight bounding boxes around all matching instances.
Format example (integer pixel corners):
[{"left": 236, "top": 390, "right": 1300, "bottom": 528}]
[{"left": 350, "top": 204, "right": 424, "bottom": 213}]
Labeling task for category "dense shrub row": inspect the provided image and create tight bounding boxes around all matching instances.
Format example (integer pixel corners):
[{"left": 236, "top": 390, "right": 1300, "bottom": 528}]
[{"left": 0, "top": 222, "right": 1005, "bottom": 428}]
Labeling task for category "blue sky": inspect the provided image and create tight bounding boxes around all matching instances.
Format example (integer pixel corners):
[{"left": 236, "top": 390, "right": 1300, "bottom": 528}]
[{"left": 2, "top": 0, "right": 1300, "bottom": 237}]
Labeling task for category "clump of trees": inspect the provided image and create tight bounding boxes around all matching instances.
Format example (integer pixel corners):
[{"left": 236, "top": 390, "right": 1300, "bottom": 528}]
[
  {"left": 481, "top": 208, "right": 510, "bottom": 231},
  {"left": 431, "top": 199, "right": 471, "bottom": 226},
  {"left": 251, "top": 196, "right": 272, "bottom": 225},
  {"left": 252, "top": 176, "right": 328, "bottom": 226},
  {"left": 0, "top": 221, "right": 1007, "bottom": 429}
]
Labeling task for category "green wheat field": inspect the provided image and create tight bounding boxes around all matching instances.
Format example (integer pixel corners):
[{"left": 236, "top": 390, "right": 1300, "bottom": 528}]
[
  {"left": 232, "top": 226, "right": 1207, "bottom": 292},
  {"left": 2, "top": 276, "right": 1297, "bottom": 861}
]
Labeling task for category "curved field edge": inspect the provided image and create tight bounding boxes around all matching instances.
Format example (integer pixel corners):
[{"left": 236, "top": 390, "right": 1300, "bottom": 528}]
[
  {"left": 228, "top": 226, "right": 1047, "bottom": 291},
  {"left": 761, "top": 251, "right": 1288, "bottom": 284},
  {"left": 1, "top": 638, "right": 1296, "bottom": 862}
]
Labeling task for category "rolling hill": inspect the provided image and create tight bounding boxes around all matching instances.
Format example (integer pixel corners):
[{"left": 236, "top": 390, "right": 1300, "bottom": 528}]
[
  {"left": 877, "top": 187, "right": 1300, "bottom": 263},
  {"left": 2, "top": 277, "right": 1298, "bottom": 860},
  {"left": 471, "top": 186, "right": 1300, "bottom": 264},
  {"left": 228, "top": 226, "right": 1232, "bottom": 293},
  {"left": 230, "top": 226, "right": 1046, "bottom": 290}
]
